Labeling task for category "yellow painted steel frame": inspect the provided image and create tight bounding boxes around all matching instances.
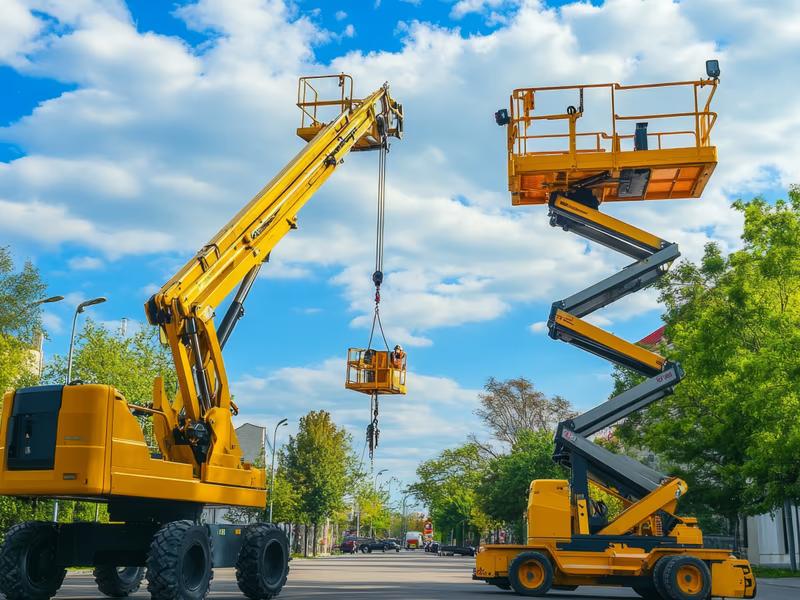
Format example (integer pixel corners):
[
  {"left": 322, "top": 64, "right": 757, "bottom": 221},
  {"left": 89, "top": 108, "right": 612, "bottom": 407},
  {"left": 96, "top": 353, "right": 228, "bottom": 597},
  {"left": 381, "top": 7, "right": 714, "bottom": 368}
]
[
  {"left": 552, "top": 309, "right": 667, "bottom": 375},
  {"left": 475, "top": 544, "right": 755, "bottom": 598},
  {"left": 140, "top": 77, "right": 402, "bottom": 497},
  {"left": 474, "top": 479, "right": 754, "bottom": 597},
  {"left": 480, "top": 69, "right": 756, "bottom": 598},
  {"left": 0, "top": 76, "right": 403, "bottom": 508},
  {"left": 504, "top": 77, "right": 719, "bottom": 205},
  {"left": 0, "top": 385, "right": 265, "bottom": 507},
  {"left": 345, "top": 348, "right": 407, "bottom": 395},
  {"left": 551, "top": 196, "right": 664, "bottom": 252}
]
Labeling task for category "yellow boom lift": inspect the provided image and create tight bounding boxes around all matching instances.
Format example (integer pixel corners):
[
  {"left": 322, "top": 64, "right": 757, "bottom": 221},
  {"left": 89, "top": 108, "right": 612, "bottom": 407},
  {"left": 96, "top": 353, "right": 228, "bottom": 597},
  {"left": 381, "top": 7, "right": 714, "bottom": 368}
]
[
  {"left": 0, "top": 74, "right": 403, "bottom": 600},
  {"left": 474, "top": 62, "right": 756, "bottom": 599}
]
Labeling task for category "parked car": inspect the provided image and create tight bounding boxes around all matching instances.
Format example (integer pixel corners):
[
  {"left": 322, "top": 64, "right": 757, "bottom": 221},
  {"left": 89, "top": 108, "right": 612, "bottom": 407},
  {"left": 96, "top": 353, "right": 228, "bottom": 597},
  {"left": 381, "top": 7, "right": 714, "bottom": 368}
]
[
  {"left": 340, "top": 537, "right": 359, "bottom": 554},
  {"left": 438, "top": 544, "right": 476, "bottom": 557},
  {"left": 359, "top": 539, "right": 401, "bottom": 553}
]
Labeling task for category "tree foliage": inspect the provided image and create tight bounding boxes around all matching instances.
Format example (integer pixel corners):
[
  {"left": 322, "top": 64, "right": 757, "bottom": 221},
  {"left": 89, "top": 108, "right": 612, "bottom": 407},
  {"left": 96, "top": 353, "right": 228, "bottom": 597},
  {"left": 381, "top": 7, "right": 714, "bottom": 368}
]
[
  {"left": 478, "top": 430, "right": 565, "bottom": 525},
  {"left": 45, "top": 319, "right": 177, "bottom": 405},
  {"left": 615, "top": 192, "right": 800, "bottom": 519},
  {"left": 281, "top": 411, "right": 352, "bottom": 529},
  {"left": 410, "top": 442, "right": 491, "bottom": 544},
  {"left": 475, "top": 377, "right": 576, "bottom": 446},
  {"left": 0, "top": 247, "right": 47, "bottom": 392}
]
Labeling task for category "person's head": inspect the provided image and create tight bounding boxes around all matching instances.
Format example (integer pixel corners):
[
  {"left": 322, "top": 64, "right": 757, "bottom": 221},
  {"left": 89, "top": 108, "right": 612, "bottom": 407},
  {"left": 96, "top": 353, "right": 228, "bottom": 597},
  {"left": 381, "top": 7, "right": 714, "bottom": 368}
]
[{"left": 394, "top": 344, "right": 403, "bottom": 354}]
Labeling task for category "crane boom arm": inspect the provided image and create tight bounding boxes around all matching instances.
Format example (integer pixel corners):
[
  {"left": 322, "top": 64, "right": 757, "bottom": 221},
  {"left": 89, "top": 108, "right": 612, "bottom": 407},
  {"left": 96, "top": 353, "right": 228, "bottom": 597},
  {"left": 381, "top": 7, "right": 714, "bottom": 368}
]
[{"left": 144, "top": 78, "right": 402, "bottom": 476}]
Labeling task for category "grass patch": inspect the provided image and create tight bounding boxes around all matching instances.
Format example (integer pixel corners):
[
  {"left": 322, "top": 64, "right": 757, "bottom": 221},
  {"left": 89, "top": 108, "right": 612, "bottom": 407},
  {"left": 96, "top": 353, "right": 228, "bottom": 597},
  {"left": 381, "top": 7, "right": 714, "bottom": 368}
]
[{"left": 753, "top": 566, "right": 800, "bottom": 578}]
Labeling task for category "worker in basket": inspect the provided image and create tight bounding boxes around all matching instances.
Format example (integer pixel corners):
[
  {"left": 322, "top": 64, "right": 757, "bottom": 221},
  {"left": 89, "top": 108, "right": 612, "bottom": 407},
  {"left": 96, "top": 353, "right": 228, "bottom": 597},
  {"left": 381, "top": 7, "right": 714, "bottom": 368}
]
[{"left": 390, "top": 345, "right": 405, "bottom": 369}]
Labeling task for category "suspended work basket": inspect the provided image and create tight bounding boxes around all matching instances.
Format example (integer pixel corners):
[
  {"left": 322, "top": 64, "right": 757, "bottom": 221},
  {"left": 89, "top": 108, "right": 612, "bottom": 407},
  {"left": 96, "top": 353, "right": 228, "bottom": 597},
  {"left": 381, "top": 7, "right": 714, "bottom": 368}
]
[{"left": 345, "top": 348, "right": 406, "bottom": 395}]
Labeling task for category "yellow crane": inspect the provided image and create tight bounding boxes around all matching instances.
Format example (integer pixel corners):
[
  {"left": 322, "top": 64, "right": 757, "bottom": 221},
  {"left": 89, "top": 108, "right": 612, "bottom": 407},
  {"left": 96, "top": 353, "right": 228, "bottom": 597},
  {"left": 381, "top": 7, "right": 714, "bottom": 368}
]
[
  {"left": 474, "top": 62, "right": 757, "bottom": 599},
  {"left": 0, "top": 74, "right": 403, "bottom": 600}
]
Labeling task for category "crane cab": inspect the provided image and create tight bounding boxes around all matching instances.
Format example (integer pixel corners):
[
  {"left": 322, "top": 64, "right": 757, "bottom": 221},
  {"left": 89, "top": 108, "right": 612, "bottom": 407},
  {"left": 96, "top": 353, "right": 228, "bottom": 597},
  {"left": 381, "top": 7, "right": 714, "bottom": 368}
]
[
  {"left": 498, "top": 69, "right": 719, "bottom": 205},
  {"left": 345, "top": 348, "right": 406, "bottom": 395}
]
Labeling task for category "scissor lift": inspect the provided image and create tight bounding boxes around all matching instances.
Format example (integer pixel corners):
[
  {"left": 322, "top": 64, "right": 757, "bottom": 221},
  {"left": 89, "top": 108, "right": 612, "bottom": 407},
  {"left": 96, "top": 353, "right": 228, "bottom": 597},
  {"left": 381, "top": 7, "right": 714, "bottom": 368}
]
[{"left": 476, "top": 63, "right": 756, "bottom": 599}]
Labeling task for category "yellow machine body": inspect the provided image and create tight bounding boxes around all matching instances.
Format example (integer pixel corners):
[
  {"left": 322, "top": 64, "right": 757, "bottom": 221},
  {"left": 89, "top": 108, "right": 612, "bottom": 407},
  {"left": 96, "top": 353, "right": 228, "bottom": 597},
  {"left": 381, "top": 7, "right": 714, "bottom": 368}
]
[
  {"left": 0, "top": 75, "right": 403, "bottom": 512},
  {"left": 475, "top": 480, "right": 756, "bottom": 598},
  {"left": 503, "top": 78, "right": 719, "bottom": 205},
  {"left": 0, "top": 386, "right": 265, "bottom": 507},
  {"left": 477, "top": 67, "right": 756, "bottom": 599}
]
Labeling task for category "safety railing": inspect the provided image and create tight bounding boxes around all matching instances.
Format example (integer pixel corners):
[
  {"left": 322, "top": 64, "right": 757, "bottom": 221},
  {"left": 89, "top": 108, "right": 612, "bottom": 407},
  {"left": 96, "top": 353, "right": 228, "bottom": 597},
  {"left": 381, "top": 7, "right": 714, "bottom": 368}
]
[
  {"left": 507, "top": 78, "right": 718, "bottom": 159},
  {"left": 297, "top": 74, "right": 355, "bottom": 129},
  {"left": 345, "top": 348, "right": 406, "bottom": 394}
]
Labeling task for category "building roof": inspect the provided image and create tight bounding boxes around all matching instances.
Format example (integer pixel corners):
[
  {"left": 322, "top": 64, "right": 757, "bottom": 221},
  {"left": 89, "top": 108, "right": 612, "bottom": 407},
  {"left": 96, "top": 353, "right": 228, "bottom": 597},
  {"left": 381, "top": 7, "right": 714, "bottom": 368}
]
[{"left": 638, "top": 325, "right": 666, "bottom": 348}]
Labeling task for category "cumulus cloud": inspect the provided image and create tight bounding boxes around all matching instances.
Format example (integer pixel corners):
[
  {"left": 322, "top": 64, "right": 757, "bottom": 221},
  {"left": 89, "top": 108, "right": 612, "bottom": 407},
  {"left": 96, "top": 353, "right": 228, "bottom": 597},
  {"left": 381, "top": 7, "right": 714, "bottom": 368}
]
[
  {"left": 68, "top": 256, "right": 104, "bottom": 271},
  {"left": 1, "top": 0, "right": 798, "bottom": 345}
]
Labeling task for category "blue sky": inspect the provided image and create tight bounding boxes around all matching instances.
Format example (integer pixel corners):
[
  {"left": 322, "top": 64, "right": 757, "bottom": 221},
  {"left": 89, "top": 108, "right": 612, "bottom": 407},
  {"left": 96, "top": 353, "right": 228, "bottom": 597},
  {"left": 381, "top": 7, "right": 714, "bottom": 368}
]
[{"left": 1, "top": 0, "right": 797, "bottom": 488}]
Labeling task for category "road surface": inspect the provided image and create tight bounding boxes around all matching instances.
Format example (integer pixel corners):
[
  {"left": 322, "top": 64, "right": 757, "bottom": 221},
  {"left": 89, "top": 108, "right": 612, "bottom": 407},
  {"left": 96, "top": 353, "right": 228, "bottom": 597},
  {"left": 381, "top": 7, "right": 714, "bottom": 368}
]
[{"left": 54, "top": 551, "right": 796, "bottom": 599}]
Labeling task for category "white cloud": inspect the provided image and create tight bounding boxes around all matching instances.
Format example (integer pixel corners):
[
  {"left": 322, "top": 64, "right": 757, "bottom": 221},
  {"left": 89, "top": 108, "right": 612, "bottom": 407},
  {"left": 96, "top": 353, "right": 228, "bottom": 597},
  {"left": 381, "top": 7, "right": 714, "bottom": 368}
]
[
  {"left": 1, "top": 0, "right": 798, "bottom": 342},
  {"left": 529, "top": 321, "right": 547, "bottom": 334},
  {"left": 42, "top": 311, "right": 64, "bottom": 335},
  {"left": 0, "top": 0, "right": 43, "bottom": 66},
  {"left": 451, "top": 0, "right": 514, "bottom": 20},
  {"left": 68, "top": 256, "right": 104, "bottom": 271},
  {"left": 335, "top": 10, "right": 347, "bottom": 21}
]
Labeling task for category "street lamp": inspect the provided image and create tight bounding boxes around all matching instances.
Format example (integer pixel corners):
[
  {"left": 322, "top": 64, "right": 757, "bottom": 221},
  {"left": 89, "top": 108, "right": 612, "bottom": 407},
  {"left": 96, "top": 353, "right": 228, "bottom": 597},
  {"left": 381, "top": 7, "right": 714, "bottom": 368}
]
[
  {"left": 30, "top": 296, "right": 65, "bottom": 377},
  {"left": 66, "top": 297, "right": 107, "bottom": 384},
  {"left": 268, "top": 418, "right": 288, "bottom": 523},
  {"left": 55, "top": 296, "right": 106, "bottom": 523}
]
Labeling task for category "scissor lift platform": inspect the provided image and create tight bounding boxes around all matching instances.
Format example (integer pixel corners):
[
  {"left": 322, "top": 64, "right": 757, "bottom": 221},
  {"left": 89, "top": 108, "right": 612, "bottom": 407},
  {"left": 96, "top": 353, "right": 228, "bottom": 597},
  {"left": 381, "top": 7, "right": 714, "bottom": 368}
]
[{"left": 500, "top": 78, "right": 719, "bottom": 205}]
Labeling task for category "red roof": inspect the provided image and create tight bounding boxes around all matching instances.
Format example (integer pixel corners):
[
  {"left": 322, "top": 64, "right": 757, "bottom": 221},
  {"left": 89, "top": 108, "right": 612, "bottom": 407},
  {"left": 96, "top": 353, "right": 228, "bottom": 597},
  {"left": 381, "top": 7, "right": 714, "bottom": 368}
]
[{"left": 638, "top": 325, "right": 666, "bottom": 347}]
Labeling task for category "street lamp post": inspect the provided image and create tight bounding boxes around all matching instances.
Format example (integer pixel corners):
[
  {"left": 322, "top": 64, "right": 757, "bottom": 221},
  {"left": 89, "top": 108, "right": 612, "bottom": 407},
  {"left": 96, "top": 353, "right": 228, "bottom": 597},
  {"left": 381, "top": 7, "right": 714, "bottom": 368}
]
[
  {"left": 66, "top": 297, "right": 107, "bottom": 384},
  {"left": 56, "top": 296, "right": 106, "bottom": 523},
  {"left": 370, "top": 469, "right": 388, "bottom": 537},
  {"left": 268, "top": 418, "right": 288, "bottom": 524},
  {"left": 29, "top": 296, "right": 65, "bottom": 377}
]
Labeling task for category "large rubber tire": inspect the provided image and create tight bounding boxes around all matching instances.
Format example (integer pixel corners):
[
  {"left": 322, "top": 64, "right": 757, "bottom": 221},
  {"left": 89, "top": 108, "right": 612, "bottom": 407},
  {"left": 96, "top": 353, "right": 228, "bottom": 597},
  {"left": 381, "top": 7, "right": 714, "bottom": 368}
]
[
  {"left": 146, "top": 520, "right": 213, "bottom": 600},
  {"left": 94, "top": 565, "right": 146, "bottom": 597},
  {"left": 0, "top": 521, "right": 66, "bottom": 600},
  {"left": 508, "top": 551, "right": 553, "bottom": 597},
  {"left": 652, "top": 557, "right": 674, "bottom": 600},
  {"left": 662, "top": 556, "right": 711, "bottom": 600},
  {"left": 235, "top": 523, "right": 290, "bottom": 600}
]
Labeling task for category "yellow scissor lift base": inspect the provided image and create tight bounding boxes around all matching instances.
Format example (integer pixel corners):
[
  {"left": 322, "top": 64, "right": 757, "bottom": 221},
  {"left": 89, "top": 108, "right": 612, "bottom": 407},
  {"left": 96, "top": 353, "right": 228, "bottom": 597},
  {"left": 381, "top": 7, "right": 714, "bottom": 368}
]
[{"left": 503, "top": 77, "right": 719, "bottom": 205}]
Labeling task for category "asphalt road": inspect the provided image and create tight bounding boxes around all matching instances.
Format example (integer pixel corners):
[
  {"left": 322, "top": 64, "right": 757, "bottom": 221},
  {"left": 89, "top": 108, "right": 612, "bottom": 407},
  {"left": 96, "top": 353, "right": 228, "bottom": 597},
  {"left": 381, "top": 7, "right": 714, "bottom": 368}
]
[{"left": 53, "top": 551, "right": 797, "bottom": 599}]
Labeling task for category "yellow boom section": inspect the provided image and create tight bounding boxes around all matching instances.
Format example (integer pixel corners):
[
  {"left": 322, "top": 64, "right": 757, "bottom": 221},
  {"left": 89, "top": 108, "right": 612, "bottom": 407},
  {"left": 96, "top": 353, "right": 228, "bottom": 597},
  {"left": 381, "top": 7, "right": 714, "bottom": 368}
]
[{"left": 144, "top": 75, "right": 402, "bottom": 477}]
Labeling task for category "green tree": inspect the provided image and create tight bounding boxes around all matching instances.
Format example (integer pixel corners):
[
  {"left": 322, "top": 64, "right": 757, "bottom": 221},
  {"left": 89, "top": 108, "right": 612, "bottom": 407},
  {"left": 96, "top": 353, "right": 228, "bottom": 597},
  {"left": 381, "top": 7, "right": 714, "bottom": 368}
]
[
  {"left": 478, "top": 430, "right": 565, "bottom": 538},
  {"left": 0, "top": 247, "right": 47, "bottom": 392},
  {"left": 356, "top": 482, "right": 391, "bottom": 537},
  {"left": 410, "top": 442, "right": 491, "bottom": 545},
  {"left": 282, "top": 411, "right": 352, "bottom": 555},
  {"left": 45, "top": 319, "right": 177, "bottom": 406},
  {"left": 614, "top": 192, "right": 800, "bottom": 529}
]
